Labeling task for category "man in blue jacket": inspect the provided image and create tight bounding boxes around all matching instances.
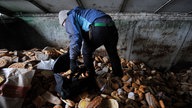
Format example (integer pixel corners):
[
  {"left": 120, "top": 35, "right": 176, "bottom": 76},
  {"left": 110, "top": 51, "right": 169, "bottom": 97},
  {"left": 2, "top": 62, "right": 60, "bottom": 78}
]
[{"left": 58, "top": 7, "right": 123, "bottom": 79}]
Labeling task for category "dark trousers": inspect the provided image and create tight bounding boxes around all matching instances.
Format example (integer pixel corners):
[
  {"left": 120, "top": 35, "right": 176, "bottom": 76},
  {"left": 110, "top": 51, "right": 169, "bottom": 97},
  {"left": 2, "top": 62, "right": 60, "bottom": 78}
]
[{"left": 82, "top": 23, "right": 123, "bottom": 77}]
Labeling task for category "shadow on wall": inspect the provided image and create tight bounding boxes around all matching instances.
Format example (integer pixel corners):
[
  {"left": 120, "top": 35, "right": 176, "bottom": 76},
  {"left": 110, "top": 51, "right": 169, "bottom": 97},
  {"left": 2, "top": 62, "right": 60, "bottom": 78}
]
[{"left": 0, "top": 17, "right": 54, "bottom": 50}]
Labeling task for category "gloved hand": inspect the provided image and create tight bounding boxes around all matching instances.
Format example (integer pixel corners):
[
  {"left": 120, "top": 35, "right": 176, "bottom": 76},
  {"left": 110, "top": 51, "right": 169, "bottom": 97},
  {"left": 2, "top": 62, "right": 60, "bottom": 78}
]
[
  {"left": 70, "top": 59, "right": 78, "bottom": 74},
  {"left": 70, "top": 59, "right": 80, "bottom": 81}
]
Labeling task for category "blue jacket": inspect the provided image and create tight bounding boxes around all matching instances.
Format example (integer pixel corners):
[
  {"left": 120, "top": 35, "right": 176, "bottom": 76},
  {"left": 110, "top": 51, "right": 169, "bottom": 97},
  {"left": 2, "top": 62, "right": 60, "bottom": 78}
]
[{"left": 65, "top": 7, "right": 108, "bottom": 60}]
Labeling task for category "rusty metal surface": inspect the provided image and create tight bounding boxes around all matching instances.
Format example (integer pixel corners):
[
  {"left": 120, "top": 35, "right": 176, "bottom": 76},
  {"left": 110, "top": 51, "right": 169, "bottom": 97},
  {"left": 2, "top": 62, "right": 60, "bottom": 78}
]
[{"left": 112, "top": 15, "right": 192, "bottom": 71}]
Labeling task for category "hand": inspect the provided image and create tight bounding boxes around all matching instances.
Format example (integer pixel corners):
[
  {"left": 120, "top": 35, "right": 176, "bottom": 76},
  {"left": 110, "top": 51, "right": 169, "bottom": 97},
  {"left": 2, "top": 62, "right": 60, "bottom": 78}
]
[
  {"left": 70, "top": 59, "right": 80, "bottom": 81},
  {"left": 70, "top": 59, "right": 78, "bottom": 74}
]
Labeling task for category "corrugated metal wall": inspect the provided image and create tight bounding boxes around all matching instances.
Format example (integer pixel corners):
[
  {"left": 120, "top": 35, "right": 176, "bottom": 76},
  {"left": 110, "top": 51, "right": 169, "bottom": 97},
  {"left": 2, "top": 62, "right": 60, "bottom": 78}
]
[{"left": 112, "top": 13, "right": 192, "bottom": 71}]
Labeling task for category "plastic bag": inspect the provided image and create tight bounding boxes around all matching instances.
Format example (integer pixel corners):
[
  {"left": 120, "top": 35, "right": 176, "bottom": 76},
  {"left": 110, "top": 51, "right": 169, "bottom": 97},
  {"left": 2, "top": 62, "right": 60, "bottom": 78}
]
[
  {"left": 36, "top": 59, "right": 55, "bottom": 70},
  {"left": 54, "top": 73, "right": 97, "bottom": 99},
  {"left": 0, "top": 68, "right": 35, "bottom": 108}
]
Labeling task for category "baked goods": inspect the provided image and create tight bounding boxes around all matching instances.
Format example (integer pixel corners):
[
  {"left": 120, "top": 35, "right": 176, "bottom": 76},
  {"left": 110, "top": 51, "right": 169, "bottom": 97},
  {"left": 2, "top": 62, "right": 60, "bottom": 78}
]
[
  {"left": 0, "top": 75, "right": 5, "bottom": 86},
  {"left": 8, "top": 62, "right": 26, "bottom": 68},
  {"left": 0, "top": 58, "right": 8, "bottom": 68},
  {"left": 86, "top": 96, "right": 103, "bottom": 108}
]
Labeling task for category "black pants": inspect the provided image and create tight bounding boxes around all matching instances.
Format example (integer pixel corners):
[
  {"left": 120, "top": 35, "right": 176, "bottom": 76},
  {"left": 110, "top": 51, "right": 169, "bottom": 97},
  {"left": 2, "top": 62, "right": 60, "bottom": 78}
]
[{"left": 82, "top": 21, "right": 123, "bottom": 77}]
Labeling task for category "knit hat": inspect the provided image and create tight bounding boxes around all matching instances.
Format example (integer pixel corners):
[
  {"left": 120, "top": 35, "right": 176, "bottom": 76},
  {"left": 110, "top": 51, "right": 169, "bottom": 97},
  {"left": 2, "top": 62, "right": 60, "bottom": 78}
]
[{"left": 58, "top": 10, "right": 68, "bottom": 26}]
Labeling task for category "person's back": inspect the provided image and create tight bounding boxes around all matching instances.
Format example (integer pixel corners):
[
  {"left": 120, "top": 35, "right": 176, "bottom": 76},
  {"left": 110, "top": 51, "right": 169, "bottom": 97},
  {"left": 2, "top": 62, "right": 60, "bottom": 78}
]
[
  {"left": 67, "top": 7, "right": 109, "bottom": 32},
  {"left": 59, "top": 6, "right": 123, "bottom": 80}
]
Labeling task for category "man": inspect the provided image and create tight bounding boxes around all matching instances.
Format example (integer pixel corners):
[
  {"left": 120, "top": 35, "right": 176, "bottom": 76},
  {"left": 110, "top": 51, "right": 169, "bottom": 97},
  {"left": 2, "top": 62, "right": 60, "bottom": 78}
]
[{"left": 58, "top": 6, "right": 123, "bottom": 79}]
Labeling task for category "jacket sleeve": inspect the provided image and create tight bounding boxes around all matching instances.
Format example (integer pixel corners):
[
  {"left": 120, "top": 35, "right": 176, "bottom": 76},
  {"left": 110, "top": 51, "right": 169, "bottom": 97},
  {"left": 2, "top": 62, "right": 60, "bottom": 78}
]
[{"left": 65, "top": 14, "right": 82, "bottom": 60}]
